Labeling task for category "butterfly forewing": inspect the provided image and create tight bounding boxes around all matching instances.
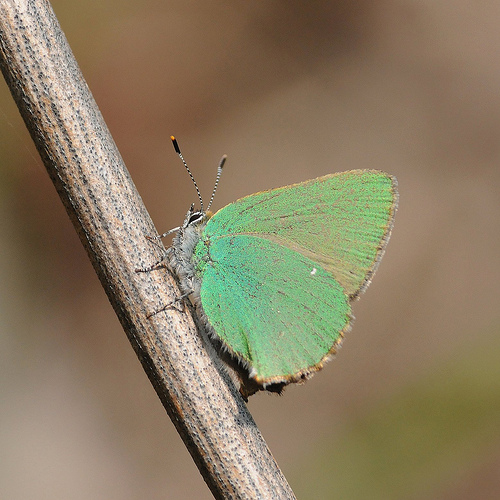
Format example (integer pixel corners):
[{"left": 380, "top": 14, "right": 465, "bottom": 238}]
[{"left": 202, "top": 170, "right": 397, "bottom": 298}]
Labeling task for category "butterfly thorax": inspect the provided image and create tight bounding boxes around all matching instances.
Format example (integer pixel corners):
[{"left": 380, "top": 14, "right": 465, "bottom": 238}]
[{"left": 169, "top": 209, "right": 213, "bottom": 298}]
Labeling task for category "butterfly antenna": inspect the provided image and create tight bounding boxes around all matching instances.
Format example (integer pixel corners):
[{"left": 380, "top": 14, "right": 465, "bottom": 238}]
[
  {"left": 171, "top": 136, "right": 204, "bottom": 212},
  {"left": 206, "top": 154, "right": 227, "bottom": 211}
]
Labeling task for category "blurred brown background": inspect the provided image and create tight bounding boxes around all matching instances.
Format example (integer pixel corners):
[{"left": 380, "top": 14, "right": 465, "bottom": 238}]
[{"left": 1, "top": 1, "right": 499, "bottom": 498}]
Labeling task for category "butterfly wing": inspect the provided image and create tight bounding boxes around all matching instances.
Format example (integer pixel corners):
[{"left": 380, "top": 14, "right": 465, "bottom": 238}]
[
  {"left": 203, "top": 170, "right": 397, "bottom": 298},
  {"left": 193, "top": 170, "right": 397, "bottom": 384},
  {"left": 193, "top": 234, "right": 351, "bottom": 383}
]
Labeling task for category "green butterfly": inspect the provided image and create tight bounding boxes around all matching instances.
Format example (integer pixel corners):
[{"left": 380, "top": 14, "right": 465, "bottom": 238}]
[{"left": 157, "top": 138, "right": 397, "bottom": 397}]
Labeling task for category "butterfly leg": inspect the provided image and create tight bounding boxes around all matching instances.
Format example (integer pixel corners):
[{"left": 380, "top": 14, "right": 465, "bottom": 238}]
[
  {"left": 135, "top": 251, "right": 170, "bottom": 273},
  {"left": 151, "top": 226, "right": 180, "bottom": 240},
  {"left": 145, "top": 289, "right": 192, "bottom": 318},
  {"left": 134, "top": 232, "right": 176, "bottom": 273},
  {"left": 135, "top": 255, "right": 168, "bottom": 273},
  {"left": 136, "top": 229, "right": 193, "bottom": 317},
  {"left": 138, "top": 257, "right": 192, "bottom": 318}
]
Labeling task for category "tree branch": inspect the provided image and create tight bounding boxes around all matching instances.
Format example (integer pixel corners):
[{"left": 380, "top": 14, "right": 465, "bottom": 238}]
[{"left": 0, "top": 1, "right": 296, "bottom": 498}]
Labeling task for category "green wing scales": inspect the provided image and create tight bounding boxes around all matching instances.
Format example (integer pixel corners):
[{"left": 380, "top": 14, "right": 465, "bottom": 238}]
[
  {"left": 203, "top": 170, "right": 397, "bottom": 298},
  {"left": 193, "top": 235, "right": 351, "bottom": 383},
  {"left": 192, "top": 170, "right": 397, "bottom": 383}
]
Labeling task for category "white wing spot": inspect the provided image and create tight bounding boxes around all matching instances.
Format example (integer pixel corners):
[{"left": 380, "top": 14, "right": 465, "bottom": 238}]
[{"left": 311, "top": 267, "right": 317, "bottom": 275}]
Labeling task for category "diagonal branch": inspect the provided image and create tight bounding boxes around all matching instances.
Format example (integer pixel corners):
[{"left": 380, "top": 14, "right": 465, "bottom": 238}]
[{"left": 0, "top": 1, "right": 296, "bottom": 498}]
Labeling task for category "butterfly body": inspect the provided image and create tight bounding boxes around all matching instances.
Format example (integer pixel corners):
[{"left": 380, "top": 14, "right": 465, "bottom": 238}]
[{"left": 167, "top": 169, "right": 398, "bottom": 396}]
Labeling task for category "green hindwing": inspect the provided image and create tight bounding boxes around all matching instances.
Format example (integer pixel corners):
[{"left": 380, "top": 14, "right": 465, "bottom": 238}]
[{"left": 193, "top": 234, "right": 351, "bottom": 383}]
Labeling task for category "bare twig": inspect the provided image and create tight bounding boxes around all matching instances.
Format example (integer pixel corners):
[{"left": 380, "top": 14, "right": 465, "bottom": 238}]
[{"left": 0, "top": 1, "right": 296, "bottom": 498}]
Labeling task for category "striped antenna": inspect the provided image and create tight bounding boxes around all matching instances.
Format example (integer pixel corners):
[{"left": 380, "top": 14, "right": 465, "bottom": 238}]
[
  {"left": 206, "top": 155, "right": 227, "bottom": 211},
  {"left": 171, "top": 136, "right": 204, "bottom": 212}
]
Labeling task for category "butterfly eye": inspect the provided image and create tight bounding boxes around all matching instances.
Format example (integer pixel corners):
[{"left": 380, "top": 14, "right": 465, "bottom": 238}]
[{"left": 188, "top": 211, "right": 204, "bottom": 225}]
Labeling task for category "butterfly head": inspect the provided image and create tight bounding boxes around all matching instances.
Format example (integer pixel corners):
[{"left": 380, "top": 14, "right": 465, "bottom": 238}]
[
  {"left": 181, "top": 203, "right": 213, "bottom": 232},
  {"left": 185, "top": 204, "right": 204, "bottom": 227}
]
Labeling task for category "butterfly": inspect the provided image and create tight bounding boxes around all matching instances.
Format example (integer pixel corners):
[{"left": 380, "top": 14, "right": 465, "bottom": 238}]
[{"left": 150, "top": 137, "right": 398, "bottom": 398}]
